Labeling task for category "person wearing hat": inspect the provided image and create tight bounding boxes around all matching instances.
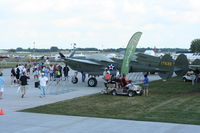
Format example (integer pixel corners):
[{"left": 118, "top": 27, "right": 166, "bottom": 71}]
[
  {"left": 39, "top": 72, "right": 48, "bottom": 97},
  {"left": 19, "top": 72, "right": 30, "bottom": 98},
  {"left": 0, "top": 72, "right": 4, "bottom": 99}
]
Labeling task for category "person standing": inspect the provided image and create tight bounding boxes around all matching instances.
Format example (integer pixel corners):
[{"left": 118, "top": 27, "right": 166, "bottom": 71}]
[
  {"left": 39, "top": 73, "right": 48, "bottom": 97},
  {"left": 11, "top": 67, "right": 16, "bottom": 85},
  {"left": 56, "top": 69, "right": 61, "bottom": 84},
  {"left": 44, "top": 66, "right": 49, "bottom": 78},
  {"left": 19, "top": 72, "right": 30, "bottom": 98},
  {"left": 49, "top": 64, "right": 54, "bottom": 81},
  {"left": 115, "top": 69, "right": 120, "bottom": 88},
  {"left": 33, "top": 67, "right": 39, "bottom": 80},
  {"left": 57, "top": 65, "right": 63, "bottom": 80},
  {"left": 53, "top": 64, "right": 57, "bottom": 81},
  {"left": 63, "top": 65, "right": 69, "bottom": 81},
  {"left": 103, "top": 71, "right": 111, "bottom": 91},
  {"left": 0, "top": 72, "right": 4, "bottom": 99},
  {"left": 81, "top": 71, "right": 86, "bottom": 82},
  {"left": 26, "top": 64, "right": 31, "bottom": 75},
  {"left": 15, "top": 65, "right": 20, "bottom": 84},
  {"left": 143, "top": 74, "right": 149, "bottom": 96}
]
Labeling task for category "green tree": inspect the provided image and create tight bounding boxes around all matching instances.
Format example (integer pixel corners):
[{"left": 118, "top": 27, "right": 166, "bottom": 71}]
[
  {"left": 8, "top": 49, "right": 16, "bottom": 53},
  {"left": 190, "top": 39, "right": 200, "bottom": 53},
  {"left": 50, "top": 46, "right": 59, "bottom": 52},
  {"left": 16, "top": 47, "right": 23, "bottom": 51}
]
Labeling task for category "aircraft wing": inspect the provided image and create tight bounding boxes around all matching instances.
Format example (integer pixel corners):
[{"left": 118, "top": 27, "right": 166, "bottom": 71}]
[
  {"left": 67, "top": 58, "right": 101, "bottom": 65},
  {"left": 59, "top": 52, "right": 102, "bottom": 65}
]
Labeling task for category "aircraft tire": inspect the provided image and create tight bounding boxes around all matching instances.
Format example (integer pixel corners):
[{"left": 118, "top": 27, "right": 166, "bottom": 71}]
[
  {"left": 88, "top": 78, "right": 97, "bottom": 87},
  {"left": 111, "top": 90, "right": 117, "bottom": 96},
  {"left": 128, "top": 90, "right": 136, "bottom": 97},
  {"left": 72, "top": 77, "right": 78, "bottom": 84},
  {"left": 138, "top": 90, "right": 143, "bottom": 96},
  {"left": 183, "top": 77, "right": 187, "bottom": 82}
]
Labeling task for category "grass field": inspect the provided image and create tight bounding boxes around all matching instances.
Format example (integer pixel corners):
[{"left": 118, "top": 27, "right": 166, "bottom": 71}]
[
  {"left": 21, "top": 77, "right": 200, "bottom": 125},
  {"left": 0, "top": 62, "right": 19, "bottom": 68}
]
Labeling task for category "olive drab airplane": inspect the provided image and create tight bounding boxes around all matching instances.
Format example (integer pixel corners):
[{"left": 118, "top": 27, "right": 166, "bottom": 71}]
[
  {"left": 59, "top": 32, "right": 142, "bottom": 87},
  {"left": 129, "top": 53, "right": 189, "bottom": 79},
  {"left": 59, "top": 32, "right": 189, "bottom": 87}
]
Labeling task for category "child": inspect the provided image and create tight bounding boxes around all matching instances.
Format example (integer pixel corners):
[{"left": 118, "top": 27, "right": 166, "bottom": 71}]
[{"left": 143, "top": 74, "right": 149, "bottom": 96}]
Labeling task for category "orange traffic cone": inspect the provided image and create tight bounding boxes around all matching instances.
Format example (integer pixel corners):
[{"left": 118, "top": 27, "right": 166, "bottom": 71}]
[{"left": 0, "top": 108, "right": 5, "bottom": 115}]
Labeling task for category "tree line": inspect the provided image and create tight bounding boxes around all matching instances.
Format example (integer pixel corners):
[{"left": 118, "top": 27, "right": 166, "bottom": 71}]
[
  {"left": 7, "top": 47, "right": 188, "bottom": 53},
  {"left": 190, "top": 39, "right": 200, "bottom": 53},
  {"left": 6, "top": 39, "right": 200, "bottom": 53}
]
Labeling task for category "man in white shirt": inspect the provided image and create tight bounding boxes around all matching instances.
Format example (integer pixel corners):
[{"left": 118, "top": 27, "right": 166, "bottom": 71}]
[{"left": 39, "top": 73, "right": 48, "bottom": 97}]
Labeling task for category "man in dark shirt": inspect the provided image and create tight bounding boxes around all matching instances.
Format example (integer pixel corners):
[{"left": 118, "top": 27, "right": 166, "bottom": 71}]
[
  {"left": 63, "top": 65, "right": 69, "bottom": 80},
  {"left": 16, "top": 65, "right": 20, "bottom": 84},
  {"left": 20, "top": 72, "right": 30, "bottom": 98},
  {"left": 11, "top": 67, "right": 16, "bottom": 84}
]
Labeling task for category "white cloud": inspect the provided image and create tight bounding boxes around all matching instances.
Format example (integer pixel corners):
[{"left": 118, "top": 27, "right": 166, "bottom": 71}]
[
  {"left": 0, "top": 0, "right": 200, "bottom": 49},
  {"left": 122, "top": 0, "right": 147, "bottom": 14},
  {"left": 53, "top": 17, "right": 82, "bottom": 27},
  {"left": 188, "top": 0, "right": 200, "bottom": 10},
  {"left": 142, "top": 24, "right": 166, "bottom": 31}
]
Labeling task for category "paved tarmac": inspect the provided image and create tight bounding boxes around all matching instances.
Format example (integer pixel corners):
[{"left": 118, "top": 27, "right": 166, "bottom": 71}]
[{"left": 0, "top": 68, "right": 200, "bottom": 133}]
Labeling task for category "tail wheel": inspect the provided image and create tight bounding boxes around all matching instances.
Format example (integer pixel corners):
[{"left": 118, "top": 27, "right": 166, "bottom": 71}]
[
  {"left": 72, "top": 77, "right": 78, "bottom": 84},
  {"left": 88, "top": 77, "right": 97, "bottom": 87}
]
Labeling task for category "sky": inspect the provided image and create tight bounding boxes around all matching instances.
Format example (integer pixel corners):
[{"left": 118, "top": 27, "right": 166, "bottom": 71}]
[{"left": 0, "top": 0, "right": 200, "bottom": 49}]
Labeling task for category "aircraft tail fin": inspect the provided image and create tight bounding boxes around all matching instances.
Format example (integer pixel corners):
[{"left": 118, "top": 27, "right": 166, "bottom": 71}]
[
  {"left": 174, "top": 54, "right": 189, "bottom": 76},
  {"left": 68, "top": 50, "right": 75, "bottom": 58},
  {"left": 191, "top": 59, "right": 200, "bottom": 66},
  {"left": 158, "top": 54, "right": 174, "bottom": 79},
  {"left": 121, "top": 32, "right": 142, "bottom": 75},
  {"left": 190, "top": 59, "right": 200, "bottom": 73},
  {"left": 59, "top": 52, "right": 66, "bottom": 58},
  {"left": 68, "top": 43, "right": 76, "bottom": 58}
]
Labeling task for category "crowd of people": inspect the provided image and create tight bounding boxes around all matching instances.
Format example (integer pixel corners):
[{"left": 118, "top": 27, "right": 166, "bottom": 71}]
[
  {"left": 0, "top": 63, "right": 70, "bottom": 99},
  {"left": 0, "top": 63, "right": 150, "bottom": 99},
  {"left": 32, "top": 63, "right": 70, "bottom": 84}
]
